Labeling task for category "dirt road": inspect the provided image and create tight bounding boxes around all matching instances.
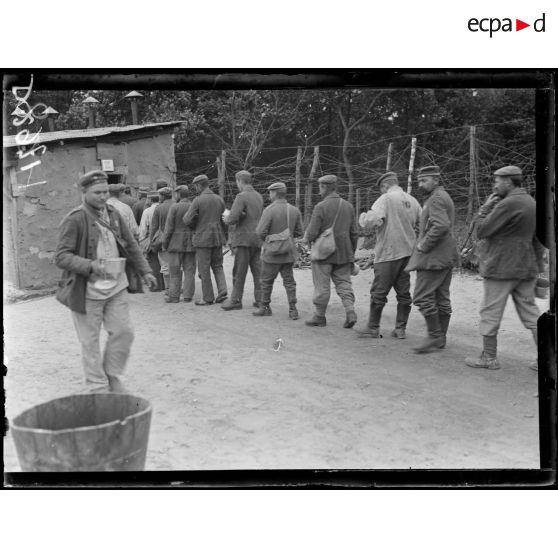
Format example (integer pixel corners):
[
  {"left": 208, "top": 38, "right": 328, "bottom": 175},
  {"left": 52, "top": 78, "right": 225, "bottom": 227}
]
[{"left": 3, "top": 255, "right": 544, "bottom": 471}]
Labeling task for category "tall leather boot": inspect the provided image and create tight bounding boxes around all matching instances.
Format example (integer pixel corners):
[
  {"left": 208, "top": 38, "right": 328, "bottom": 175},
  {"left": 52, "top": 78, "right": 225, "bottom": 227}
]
[
  {"left": 355, "top": 302, "right": 383, "bottom": 337},
  {"left": 392, "top": 303, "right": 411, "bottom": 339},
  {"left": 465, "top": 335, "right": 500, "bottom": 369},
  {"left": 162, "top": 275, "right": 170, "bottom": 296},
  {"left": 413, "top": 312, "right": 445, "bottom": 353},
  {"left": 438, "top": 312, "right": 451, "bottom": 348}
]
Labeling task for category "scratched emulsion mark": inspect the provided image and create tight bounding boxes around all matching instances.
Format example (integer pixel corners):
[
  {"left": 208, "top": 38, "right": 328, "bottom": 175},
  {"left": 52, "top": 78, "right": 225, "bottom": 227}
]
[{"left": 11, "top": 75, "right": 49, "bottom": 190}]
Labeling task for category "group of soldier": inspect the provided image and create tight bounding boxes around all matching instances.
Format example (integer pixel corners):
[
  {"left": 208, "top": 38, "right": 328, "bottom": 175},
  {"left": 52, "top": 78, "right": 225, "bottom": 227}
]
[{"left": 55, "top": 163, "right": 545, "bottom": 393}]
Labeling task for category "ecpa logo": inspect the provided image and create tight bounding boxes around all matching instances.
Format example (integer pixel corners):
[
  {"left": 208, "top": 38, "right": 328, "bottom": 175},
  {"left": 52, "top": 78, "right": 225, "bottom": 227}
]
[{"left": 468, "top": 13, "right": 546, "bottom": 37}]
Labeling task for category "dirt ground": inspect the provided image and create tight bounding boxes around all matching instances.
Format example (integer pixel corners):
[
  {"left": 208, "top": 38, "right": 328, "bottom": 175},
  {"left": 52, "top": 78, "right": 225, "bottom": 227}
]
[{"left": 3, "top": 254, "right": 546, "bottom": 472}]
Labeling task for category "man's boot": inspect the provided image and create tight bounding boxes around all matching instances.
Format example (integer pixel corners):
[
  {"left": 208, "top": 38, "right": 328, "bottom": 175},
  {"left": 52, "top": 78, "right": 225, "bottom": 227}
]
[
  {"left": 465, "top": 335, "right": 500, "bottom": 369},
  {"left": 252, "top": 304, "right": 272, "bottom": 317},
  {"left": 222, "top": 300, "right": 243, "bottom": 310},
  {"left": 343, "top": 309, "right": 357, "bottom": 329},
  {"left": 162, "top": 275, "right": 170, "bottom": 295},
  {"left": 438, "top": 312, "right": 451, "bottom": 348},
  {"left": 288, "top": 302, "right": 299, "bottom": 320},
  {"left": 391, "top": 303, "right": 411, "bottom": 339},
  {"left": 355, "top": 302, "right": 382, "bottom": 338},
  {"left": 413, "top": 312, "right": 445, "bottom": 353}
]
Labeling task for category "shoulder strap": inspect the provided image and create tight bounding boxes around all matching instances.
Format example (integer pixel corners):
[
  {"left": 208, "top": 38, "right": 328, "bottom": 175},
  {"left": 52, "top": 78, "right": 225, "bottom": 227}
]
[
  {"left": 82, "top": 203, "right": 121, "bottom": 238},
  {"left": 331, "top": 199, "right": 343, "bottom": 228}
]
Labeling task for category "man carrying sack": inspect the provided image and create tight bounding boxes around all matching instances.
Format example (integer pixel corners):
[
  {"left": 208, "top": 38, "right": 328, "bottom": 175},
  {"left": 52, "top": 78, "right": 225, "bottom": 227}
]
[
  {"left": 55, "top": 170, "right": 157, "bottom": 393},
  {"left": 303, "top": 174, "right": 359, "bottom": 328},
  {"left": 254, "top": 182, "right": 304, "bottom": 319}
]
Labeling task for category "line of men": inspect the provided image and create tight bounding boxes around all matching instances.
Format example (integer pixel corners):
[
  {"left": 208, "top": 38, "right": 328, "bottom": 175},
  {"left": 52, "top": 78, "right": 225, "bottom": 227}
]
[{"left": 55, "top": 164, "right": 544, "bottom": 392}]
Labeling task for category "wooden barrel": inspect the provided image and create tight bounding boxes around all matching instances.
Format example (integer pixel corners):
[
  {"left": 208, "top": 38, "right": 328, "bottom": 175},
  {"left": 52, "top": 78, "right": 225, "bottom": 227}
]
[{"left": 10, "top": 393, "right": 152, "bottom": 472}]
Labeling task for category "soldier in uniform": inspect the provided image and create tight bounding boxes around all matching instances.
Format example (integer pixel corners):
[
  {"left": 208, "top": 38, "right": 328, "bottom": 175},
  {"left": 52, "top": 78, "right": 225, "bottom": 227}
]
[
  {"left": 150, "top": 186, "right": 174, "bottom": 295},
  {"left": 54, "top": 170, "right": 156, "bottom": 392},
  {"left": 303, "top": 174, "right": 359, "bottom": 328},
  {"left": 119, "top": 185, "right": 136, "bottom": 209},
  {"left": 465, "top": 165, "right": 544, "bottom": 371},
  {"left": 183, "top": 174, "right": 228, "bottom": 305},
  {"left": 133, "top": 186, "right": 151, "bottom": 225},
  {"left": 254, "top": 182, "right": 304, "bottom": 319},
  {"left": 162, "top": 185, "right": 197, "bottom": 303},
  {"left": 222, "top": 170, "right": 264, "bottom": 310},
  {"left": 406, "top": 165, "right": 460, "bottom": 353},
  {"left": 357, "top": 171, "right": 421, "bottom": 339}
]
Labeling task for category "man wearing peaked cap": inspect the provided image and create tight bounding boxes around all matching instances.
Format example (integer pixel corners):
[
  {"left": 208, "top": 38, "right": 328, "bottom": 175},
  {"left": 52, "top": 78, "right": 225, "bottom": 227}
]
[
  {"left": 357, "top": 171, "right": 421, "bottom": 339},
  {"left": 183, "top": 173, "right": 228, "bottom": 305},
  {"left": 221, "top": 170, "right": 264, "bottom": 311},
  {"left": 303, "top": 174, "right": 359, "bottom": 328},
  {"left": 133, "top": 185, "right": 152, "bottom": 225},
  {"left": 155, "top": 178, "right": 169, "bottom": 190},
  {"left": 254, "top": 182, "right": 303, "bottom": 319},
  {"left": 150, "top": 186, "right": 174, "bottom": 297},
  {"left": 54, "top": 170, "right": 156, "bottom": 392},
  {"left": 139, "top": 189, "right": 164, "bottom": 290},
  {"left": 406, "top": 164, "right": 460, "bottom": 353},
  {"left": 465, "top": 165, "right": 544, "bottom": 371}
]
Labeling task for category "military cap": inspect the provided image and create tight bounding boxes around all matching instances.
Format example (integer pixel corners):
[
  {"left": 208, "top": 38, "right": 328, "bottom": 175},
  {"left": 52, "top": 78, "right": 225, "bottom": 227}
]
[
  {"left": 318, "top": 174, "right": 338, "bottom": 185},
  {"left": 267, "top": 182, "right": 287, "bottom": 192},
  {"left": 147, "top": 190, "right": 160, "bottom": 199},
  {"left": 235, "top": 170, "right": 252, "bottom": 181},
  {"left": 158, "top": 186, "right": 172, "bottom": 198},
  {"left": 417, "top": 166, "right": 441, "bottom": 178},
  {"left": 192, "top": 174, "right": 209, "bottom": 185},
  {"left": 376, "top": 171, "right": 398, "bottom": 188},
  {"left": 138, "top": 185, "right": 151, "bottom": 193},
  {"left": 78, "top": 170, "right": 108, "bottom": 189},
  {"left": 108, "top": 183, "right": 123, "bottom": 195},
  {"left": 176, "top": 185, "right": 190, "bottom": 196},
  {"left": 155, "top": 178, "right": 168, "bottom": 189},
  {"left": 494, "top": 165, "right": 522, "bottom": 177}
]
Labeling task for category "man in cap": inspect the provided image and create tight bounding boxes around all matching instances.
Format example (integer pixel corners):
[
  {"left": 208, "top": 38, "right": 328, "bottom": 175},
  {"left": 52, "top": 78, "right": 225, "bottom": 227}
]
[
  {"left": 221, "top": 170, "right": 264, "bottom": 310},
  {"left": 303, "top": 174, "right": 359, "bottom": 328},
  {"left": 183, "top": 174, "right": 228, "bottom": 305},
  {"left": 406, "top": 165, "right": 460, "bottom": 353},
  {"left": 465, "top": 165, "right": 545, "bottom": 371},
  {"left": 254, "top": 182, "right": 304, "bottom": 319},
  {"left": 162, "top": 185, "right": 197, "bottom": 303},
  {"left": 133, "top": 186, "right": 151, "bottom": 225},
  {"left": 150, "top": 186, "right": 174, "bottom": 296},
  {"left": 356, "top": 171, "right": 422, "bottom": 338},
  {"left": 55, "top": 170, "right": 157, "bottom": 393},
  {"left": 119, "top": 185, "right": 136, "bottom": 209},
  {"left": 106, "top": 182, "right": 142, "bottom": 293},
  {"left": 155, "top": 178, "right": 169, "bottom": 190},
  {"left": 139, "top": 190, "right": 164, "bottom": 290}
]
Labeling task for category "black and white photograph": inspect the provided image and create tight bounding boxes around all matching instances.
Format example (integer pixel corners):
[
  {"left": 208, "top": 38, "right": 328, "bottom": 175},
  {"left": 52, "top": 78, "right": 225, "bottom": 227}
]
[{"left": 2, "top": 71, "right": 555, "bottom": 484}]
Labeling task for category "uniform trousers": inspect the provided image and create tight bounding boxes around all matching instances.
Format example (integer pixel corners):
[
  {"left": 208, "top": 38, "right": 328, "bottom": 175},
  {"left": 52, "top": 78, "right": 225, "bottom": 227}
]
[
  {"left": 370, "top": 257, "right": 412, "bottom": 307},
  {"left": 158, "top": 250, "right": 169, "bottom": 276},
  {"left": 311, "top": 262, "right": 355, "bottom": 316},
  {"left": 479, "top": 278, "right": 540, "bottom": 336},
  {"left": 167, "top": 251, "right": 196, "bottom": 300},
  {"left": 196, "top": 246, "right": 227, "bottom": 302},
  {"left": 230, "top": 246, "right": 262, "bottom": 304},
  {"left": 413, "top": 268, "right": 453, "bottom": 316},
  {"left": 71, "top": 288, "right": 134, "bottom": 391},
  {"left": 260, "top": 261, "right": 297, "bottom": 305}
]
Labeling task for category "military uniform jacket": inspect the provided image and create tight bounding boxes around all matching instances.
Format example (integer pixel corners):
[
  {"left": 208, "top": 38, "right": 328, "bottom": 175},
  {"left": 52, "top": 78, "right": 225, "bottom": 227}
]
[
  {"left": 55, "top": 203, "right": 151, "bottom": 313},
  {"left": 406, "top": 186, "right": 459, "bottom": 271},
  {"left": 256, "top": 199, "right": 304, "bottom": 264},
  {"left": 162, "top": 199, "right": 195, "bottom": 253},
  {"left": 133, "top": 197, "right": 147, "bottom": 225},
  {"left": 476, "top": 188, "right": 541, "bottom": 280},
  {"left": 182, "top": 189, "right": 227, "bottom": 248},
  {"left": 304, "top": 192, "right": 359, "bottom": 265},
  {"left": 227, "top": 186, "right": 264, "bottom": 248},
  {"left": 150, "top": 198, "right": 174, "bottom": 243}
]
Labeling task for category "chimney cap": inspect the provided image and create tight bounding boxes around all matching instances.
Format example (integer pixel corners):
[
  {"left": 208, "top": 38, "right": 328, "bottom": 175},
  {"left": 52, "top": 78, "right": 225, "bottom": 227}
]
[
  {"left": 125, "top": 90, "right": 144, "bottom": 100},
  {"left": 83, "top": 96, "right": 100, "bottom": 105},
  {"left": 43, "top": 106, "right": 59, "bottom": 115}
]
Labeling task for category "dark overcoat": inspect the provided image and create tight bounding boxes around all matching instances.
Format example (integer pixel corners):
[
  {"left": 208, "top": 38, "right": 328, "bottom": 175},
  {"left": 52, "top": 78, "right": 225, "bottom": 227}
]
[
  {"left": 182, "top": 188, "right": 226, "bottom": 248},
  {"left": 227, "top": 186, "right": 264, "bottom": 248},
  {"left": 162, "top": 199, "right": 195, "bottom": 253}
]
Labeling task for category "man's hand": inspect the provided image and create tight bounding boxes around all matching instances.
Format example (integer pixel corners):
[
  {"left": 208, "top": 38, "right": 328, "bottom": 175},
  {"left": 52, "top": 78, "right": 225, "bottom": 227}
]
[
  {"left": 143, "top": 273, "right": 158, "bottom": 289},
  {"left": 478, "top": 193, "right": 501, "bottom": 217},
  {"left": 90, "top": 260, "right": 105, "bottom": 276}
]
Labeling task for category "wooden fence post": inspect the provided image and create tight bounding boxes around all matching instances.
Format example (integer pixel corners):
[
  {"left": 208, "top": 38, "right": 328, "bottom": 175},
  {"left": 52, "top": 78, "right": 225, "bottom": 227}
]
[
  {"left": 355, "top": 188, "right": 361, "bottom": 217},
  {"left": 407, "top": 137, "right": 417, "bottom": 194},
  {"left": 386, "top": 142, "right": 393, "bottom": 171},
  {"left": 295, "top": 147, "right": 302, "bottom": 210},
  {"left": 467, "top": 126, "right": 477, "bottom": 222},
  {"left": 217, "top": 149, "right": 226, "bottom": 198},
  {"left": 304, "top": 146, "right": 319, "bottom": 227}
]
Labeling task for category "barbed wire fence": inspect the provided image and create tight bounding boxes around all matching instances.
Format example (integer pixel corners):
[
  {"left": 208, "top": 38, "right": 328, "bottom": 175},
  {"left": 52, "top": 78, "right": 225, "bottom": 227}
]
[{"left": 174, "top": 120, "right": 536, "bottom": 253}]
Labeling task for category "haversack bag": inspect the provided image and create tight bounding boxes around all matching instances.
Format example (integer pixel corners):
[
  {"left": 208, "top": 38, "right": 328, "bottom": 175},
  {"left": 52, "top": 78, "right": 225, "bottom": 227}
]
[
  {"left": 310, "top": 200, "right": 342, "bottom": 261},
  {"left": 263, "top": 206, "right": 292, "bottom": 256}
]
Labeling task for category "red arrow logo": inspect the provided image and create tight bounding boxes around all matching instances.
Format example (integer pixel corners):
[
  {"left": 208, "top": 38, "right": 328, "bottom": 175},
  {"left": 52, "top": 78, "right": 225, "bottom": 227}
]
[{"left": 516, "top": 19, "right": 531, "bottom": 31}]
